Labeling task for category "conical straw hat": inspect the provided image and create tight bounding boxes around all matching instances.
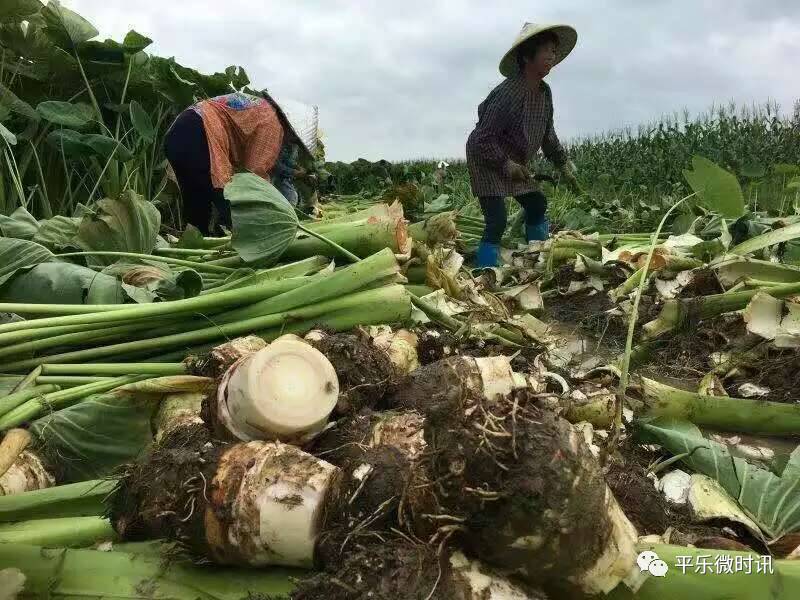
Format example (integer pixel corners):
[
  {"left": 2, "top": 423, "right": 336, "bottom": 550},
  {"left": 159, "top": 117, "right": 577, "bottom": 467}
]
[{"left": 499, "top": 22, "right": 577, "bottom": 77}]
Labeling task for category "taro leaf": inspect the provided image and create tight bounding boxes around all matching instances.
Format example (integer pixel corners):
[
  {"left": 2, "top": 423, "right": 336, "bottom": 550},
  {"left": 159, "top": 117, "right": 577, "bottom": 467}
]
[
  {"left": 76, "top": 190, "right": 161, "bottom": 265},
  {"left": 225, "top": 172, "right": 298, "bottom": 265},
  {"left": 41, "top": 0, "right": 98, "bottom": 50},
  {"left": 82, "top": 134, "right": 133, "bottom": 162},
  {"left": 0, "top": 262, "right": 126, "bottom": 304},
  {"left": 683, "top": 156, "right": 745, "bottom": 220},
  {"left": 0, "top": 122, "right": 16, "bottom": 145},
  {"left": 129, "top": 100, "right": 155, "bottom": 144},
  {"left": 33, "top": 215, "right": 81, "bottom": 250},
  {"left": 0, "top": 206, "right": 39, "bottom": 239},
  {"left": 29, "top": 392, "right": 157, "bottom": 483},
  {"left": 176, "top": 224, "right": 206, "bottom": 248},
  {"left": 0, "top": 237, "right": 53, "bottom": 287},
  {"left": 77, "top": 38, "right": 125, "bottom": 65},
  {"left": 37, "top": 101, "right": 94, "bottom": 128},
  {"left": 636, "top": 418, "right": 800, "bottom": 540},
  {"left": 0, "top": 0, "right": 42, "bottom": 23},
  {"left": 0, "top": 82, "right": 39, "bottom": 121},
  {"left": 122, "top": 30, "right": 152, "bottom": 53},
  {"left": 47, "top": 129, "right": 92, "bottom": 157}
]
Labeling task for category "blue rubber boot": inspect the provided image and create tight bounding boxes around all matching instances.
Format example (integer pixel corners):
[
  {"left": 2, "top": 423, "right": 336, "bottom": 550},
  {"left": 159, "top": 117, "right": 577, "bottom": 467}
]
[
  {"left": 526, "top": 217, "right": 550, "bottom": 242},
  {"left": 476, "top": 241, "right": 500, "bottom": 268}
]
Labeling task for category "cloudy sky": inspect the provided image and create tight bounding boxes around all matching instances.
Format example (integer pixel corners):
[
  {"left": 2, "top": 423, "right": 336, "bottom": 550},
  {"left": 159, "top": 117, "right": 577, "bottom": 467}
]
[{"left": 64, "top": 0, "right": 799, "bottom": 163}]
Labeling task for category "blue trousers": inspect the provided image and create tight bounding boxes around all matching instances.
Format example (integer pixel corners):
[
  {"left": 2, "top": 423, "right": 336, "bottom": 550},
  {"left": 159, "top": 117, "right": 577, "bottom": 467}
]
[{"left": 478, "top": 191, "right": 547, "bottom": 244}]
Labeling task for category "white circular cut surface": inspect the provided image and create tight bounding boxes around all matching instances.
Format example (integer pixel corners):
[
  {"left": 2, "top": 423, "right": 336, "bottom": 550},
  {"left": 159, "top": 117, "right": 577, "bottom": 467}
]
[{"left": 224, "top": 340, "right": 339, "bottom": 441}]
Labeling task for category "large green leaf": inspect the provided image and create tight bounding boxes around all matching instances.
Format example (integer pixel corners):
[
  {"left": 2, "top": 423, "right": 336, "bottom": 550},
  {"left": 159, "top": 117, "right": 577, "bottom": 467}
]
[
  {"left": 0, "top": 206, "right": 39, "bottom": 239},
  {"left": 30, "top": 393, "right": 157, "bottom": 482},
  {"left": 82, "top": 133, "right": 133, "bottom": 162},
  {"left": 0, "top": 262, "right": 126, "bottom": 304},
  {"left": 636, "top": 418, "right": 800, "bottom": 541},
  {"left": 0, "top": 237, "right": 53, "bottom": 286},
  {"left": 76, "top": 190, "right": 161, "bottom": 265},
  {"left": 33, "top": 215, "right": 81, "bottom": 250},
  {"left": 37, "top": 101, "right": 94, "bottom": 128},
  {"left": 0, "top": 0, "right": 42, "bottom": 23},
  {"left": 41, "top": 0, "right": 98, "bottom": 50},
  {"left": 225, "top": 172, "right": 298, "bottom": 265},
  {"left": 129, "top": 100, "right": 155, "bottom": 144},
  {"left": 683, "top": 156, "right": 746, "bottom": 219},
  {"left": 122, "top": 30, "right": 152, "bottom": 53},
  {"left": 0, "top": 82, "right": 39, "bottom": 121},
  {"left": 47, "top": 128, "right": 93, "bottom": 157}
]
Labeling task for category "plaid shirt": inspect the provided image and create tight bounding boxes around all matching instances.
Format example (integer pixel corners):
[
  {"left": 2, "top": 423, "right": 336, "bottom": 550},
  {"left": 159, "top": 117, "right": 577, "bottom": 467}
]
[{"left": 466, "top": 75, "right": 568, "bottom": 198}]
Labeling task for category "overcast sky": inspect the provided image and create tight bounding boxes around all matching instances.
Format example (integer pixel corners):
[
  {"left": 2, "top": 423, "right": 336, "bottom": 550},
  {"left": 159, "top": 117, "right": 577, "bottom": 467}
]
[{"left": 64, "top": 0, "right": 799, "bottom": 163}]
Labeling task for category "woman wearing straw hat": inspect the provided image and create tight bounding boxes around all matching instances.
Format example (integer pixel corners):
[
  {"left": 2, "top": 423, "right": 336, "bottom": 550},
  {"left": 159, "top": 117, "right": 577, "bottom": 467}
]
[{"left": 466, "top": 22, "right": 579, "bottom": 268}]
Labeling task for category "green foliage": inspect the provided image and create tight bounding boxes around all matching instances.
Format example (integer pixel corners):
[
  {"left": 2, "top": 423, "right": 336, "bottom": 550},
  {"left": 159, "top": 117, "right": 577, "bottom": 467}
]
[
  {"left": 683, "top": 155, "right": 745, "bottom": 218},
  {"left": 225, "top": 172, "right": 299, "bottom": 265},
  {"left": 637, "top": 418, "right": 800, "bottom": 540},
  {"left": 30, "top": 391, "right": 157, "bottom": 482},
  {"left": 36, "top": 101, "right": 95, "bottom": 128},
  {"left": 0, "top": 261, "right": 127, "bottom": 304},
  {"left": 0, "top": 206, "right": 39, "bottom": 238},
  {"left": 0, "top": 237, "right": 53, "bottom": 286},
  {"left": 75, "top": 190, "right": 161, "bottom": 265}
]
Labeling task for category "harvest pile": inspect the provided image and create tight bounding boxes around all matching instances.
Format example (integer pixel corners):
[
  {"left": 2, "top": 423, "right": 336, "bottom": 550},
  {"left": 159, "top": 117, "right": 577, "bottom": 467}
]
[{"left": 2, "top": 2, "right": 800, "bottom": 598}]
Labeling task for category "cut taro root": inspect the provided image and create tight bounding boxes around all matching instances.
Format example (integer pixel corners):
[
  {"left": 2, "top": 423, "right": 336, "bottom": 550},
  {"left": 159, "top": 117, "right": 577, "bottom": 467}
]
[
  {"left": 184, "top": 335, "right": 267, "bottom": 378},
  {"left": 397, "top": 376, "right": 643, "bottom": 597},
  {"left": 112, "top": 435, "right": 339, "bottom": 568},
  {"left": 367, "top": 326, "right": 420, "bottom": 374},
  {"left": 0, "top": 451, "right": 55, "bottom": 496},
  {"left": 211, "top": 337, "right": 340, "bottom": 443},
  {"left": 304, "top": 329, "right": 399, "bottom": 414}
]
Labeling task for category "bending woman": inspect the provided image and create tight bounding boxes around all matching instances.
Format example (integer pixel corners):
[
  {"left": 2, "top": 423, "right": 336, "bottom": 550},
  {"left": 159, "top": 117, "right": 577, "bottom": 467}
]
[
  {"left": 466, "top": 22, "right": 579, "bottom": 268},
  {"left": 164, "top": 92, "right": 286, "bottom": 235}
]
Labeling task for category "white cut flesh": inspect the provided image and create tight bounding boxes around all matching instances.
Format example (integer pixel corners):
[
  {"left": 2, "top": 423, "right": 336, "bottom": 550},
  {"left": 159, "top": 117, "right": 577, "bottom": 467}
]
[
  {"left": 369, "top": 412, "right": 426, "bottom": 460},
  {"left": 574, "top": 487, "right": 644, "bottom": 595},
  {"left": 212, "top": 441, "right": 338, "bottom": 567},
  {"left": 218, "top": 340, "right": 339, "bottom": 443},
  {"left": 0, "top": 451, "right": 55, "bottom": 496},
  {"left": 449, "top": 552, "right": 534, "bottom": 599}
]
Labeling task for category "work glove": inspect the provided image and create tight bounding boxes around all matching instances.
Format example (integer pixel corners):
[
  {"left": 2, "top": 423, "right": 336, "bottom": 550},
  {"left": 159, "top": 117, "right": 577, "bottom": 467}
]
[{"left": 505, "top": 159, "right": 530, "bottom": 182}]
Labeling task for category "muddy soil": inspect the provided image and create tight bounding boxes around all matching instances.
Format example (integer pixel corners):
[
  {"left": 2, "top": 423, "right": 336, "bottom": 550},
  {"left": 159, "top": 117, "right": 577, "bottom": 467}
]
[
  {"left": 544, "top": 289, "right": 630, "bottom": 351},
  {"left": 110, "top": 421, "right": 224, "bottom": 556},
  {"left": 637, "top": 314, "right": 749, "bottom": 383},
  {"left": 293, "top": 536, "right": 453, "bottom": 600},
  {"left": 415, "top": 327, "right": 542, "bottom": 374},
  {"left": 606, "top": 440, "right": 764, "bottom": 553},
  {"left": 307, "top": 330, "right": 398, "bottom": 415},
  {"left": 722, "top": 348, "right": 800, "bottom": 404}
]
